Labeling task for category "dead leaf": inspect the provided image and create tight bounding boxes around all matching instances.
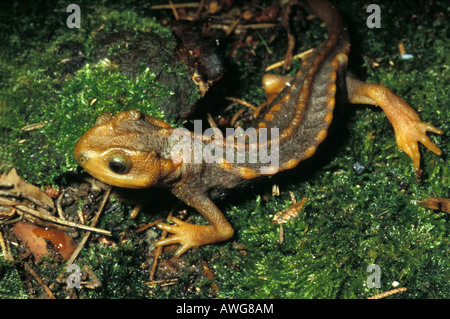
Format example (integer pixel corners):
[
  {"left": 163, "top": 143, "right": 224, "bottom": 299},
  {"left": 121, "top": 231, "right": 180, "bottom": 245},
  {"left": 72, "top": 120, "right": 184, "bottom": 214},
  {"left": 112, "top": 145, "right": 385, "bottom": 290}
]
[{"left": 0, "top": 168, "right": 54, "bottom": 211}]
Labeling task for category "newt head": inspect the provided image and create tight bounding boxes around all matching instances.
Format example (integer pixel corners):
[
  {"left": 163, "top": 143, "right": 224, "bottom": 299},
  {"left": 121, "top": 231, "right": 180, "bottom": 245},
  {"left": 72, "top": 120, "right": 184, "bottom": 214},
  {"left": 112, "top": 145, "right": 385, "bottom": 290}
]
[{"left": 74, "top": 110, "right": 181, "bottom": 189}]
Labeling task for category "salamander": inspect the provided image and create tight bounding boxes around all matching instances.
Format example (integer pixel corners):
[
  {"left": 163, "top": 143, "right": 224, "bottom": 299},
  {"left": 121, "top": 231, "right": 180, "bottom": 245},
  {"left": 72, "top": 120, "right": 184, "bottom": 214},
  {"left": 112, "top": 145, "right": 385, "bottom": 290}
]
[{"left": 74, "top": 0, "right": 443, "bottom": 257}]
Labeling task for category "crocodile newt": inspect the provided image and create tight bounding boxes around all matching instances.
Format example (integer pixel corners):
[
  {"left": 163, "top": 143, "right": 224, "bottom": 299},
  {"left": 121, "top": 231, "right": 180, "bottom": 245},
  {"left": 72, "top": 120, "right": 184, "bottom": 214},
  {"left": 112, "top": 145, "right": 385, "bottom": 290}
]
[{"left": 74, "top": 0, "right": 443, "bottom": 257}]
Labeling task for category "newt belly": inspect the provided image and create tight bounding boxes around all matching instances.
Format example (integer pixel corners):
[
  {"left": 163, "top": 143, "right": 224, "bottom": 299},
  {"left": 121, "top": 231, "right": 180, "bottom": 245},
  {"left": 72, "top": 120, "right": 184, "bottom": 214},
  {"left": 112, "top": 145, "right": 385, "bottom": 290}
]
[{"left": 74, "top": 0, "right": 443, "bottom": 257}]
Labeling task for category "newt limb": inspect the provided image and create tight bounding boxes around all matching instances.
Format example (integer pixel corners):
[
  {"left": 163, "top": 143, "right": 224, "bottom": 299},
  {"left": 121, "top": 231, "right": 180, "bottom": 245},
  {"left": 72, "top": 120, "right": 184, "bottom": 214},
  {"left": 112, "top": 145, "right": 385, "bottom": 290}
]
[
  {"left": 346, "top": 77, "right": 443, "bottom": 171},
  {"left": 155, "top": 192, "right": 234, "bottom": 257}
]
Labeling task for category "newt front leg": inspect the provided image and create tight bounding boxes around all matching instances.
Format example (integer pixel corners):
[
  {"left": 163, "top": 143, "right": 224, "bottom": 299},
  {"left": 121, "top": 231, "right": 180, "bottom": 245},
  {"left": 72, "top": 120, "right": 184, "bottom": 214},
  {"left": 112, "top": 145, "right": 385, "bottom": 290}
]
[
  {"left": 346, "top": 76, "right": 443, "bottom": 172},
  {"left": 155, "top": 192, "right": 234, "bottom": 257}
]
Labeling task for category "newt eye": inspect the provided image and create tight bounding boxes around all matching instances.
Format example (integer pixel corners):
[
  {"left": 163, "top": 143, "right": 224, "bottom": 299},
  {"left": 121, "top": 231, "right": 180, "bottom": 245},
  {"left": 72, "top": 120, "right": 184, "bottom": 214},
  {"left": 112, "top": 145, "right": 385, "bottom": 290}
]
[{"left": 107, "top": 154, "right": 130, "bottom": 174}]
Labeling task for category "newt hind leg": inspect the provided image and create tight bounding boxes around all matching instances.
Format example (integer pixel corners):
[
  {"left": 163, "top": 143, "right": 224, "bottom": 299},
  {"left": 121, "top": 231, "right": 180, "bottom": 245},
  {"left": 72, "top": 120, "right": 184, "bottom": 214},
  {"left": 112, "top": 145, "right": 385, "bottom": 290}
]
[{"left": 346, "top": 76, "right": 443, "bottom": 172}]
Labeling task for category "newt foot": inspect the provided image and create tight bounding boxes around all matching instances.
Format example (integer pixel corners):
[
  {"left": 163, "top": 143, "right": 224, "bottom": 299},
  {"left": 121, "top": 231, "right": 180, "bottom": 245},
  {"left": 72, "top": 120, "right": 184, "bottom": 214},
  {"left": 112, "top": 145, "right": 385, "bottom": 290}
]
[
  {"left": 155, "top": 216, "right": 233, "bottom": 257},
  {"left": 394, "top": 119, "right": 442, "bottom": 172},
  {"left": 155, "top": 217, "right": 198, "bottom": 257},
  {"left": 346, "top": 77, "right": 443, "bottom": 171}
]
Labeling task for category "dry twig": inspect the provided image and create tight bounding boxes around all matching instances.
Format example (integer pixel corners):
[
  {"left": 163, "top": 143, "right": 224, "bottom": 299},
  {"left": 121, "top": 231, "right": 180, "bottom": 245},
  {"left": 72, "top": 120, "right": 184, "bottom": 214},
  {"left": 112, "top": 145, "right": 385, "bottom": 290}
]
[
  {"left": 23, "top": 262, "right": 55, "bottom": 299},
  {"left": 135, "top": 219, "right": 162, "bottom": 234},
  {"left": 368, "top": 287, "right": 407, "bottom": 299},
  {"left": 145, "top": 278, "right": 178, "bottom": 288},
  {"left": 21, "top": 122, "right": 47, "bottom": 131},
  {"left": 265, "top": 48, "right": 314, "bottom": 72},
  {"left": 207, "top": 112, "right": 219, "bottom": 129},
  {"left": 0, "top": 230, "right": 14, "bottom": 262},
  {"left": 149, "top": 209, "right": 173, "bottom": 280},
  {"left": 168, "top": 0, "right": 180, "bottom": 20},
  {"left": 67, "top": 187, "right": 111, "bottom": 265},
  {"left": 56, "top": 190, "right": 66, "bottom": 220},
  {"left": 150, "top": 3, "right": 199, "bottom": 10},
  {"left": 210, "top": 23, "right": 277, "bottom": 31},
  {"left": 15, "top": 205, "right": 111, "bottom": 236},
  {"left": 281, "top": 2, "right": 295, "bottom": 71},
  {"left": 230, "top": 108, "right": 246, "bottom": 127},
  {"left": 225, "top": 97, "right": 257, "bottom": 111}
]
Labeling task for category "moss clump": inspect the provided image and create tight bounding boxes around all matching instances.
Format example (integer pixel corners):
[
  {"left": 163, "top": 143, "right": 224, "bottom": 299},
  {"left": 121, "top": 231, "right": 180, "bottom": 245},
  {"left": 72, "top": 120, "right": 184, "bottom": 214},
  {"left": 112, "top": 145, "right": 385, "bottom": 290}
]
[
  {"left": 0, "top": 258, "right": 28, "bottom": 298},
  {"left": 0, "top": 0, "right": 198, "bottom": 185},
  {"left": 0, "top": 59, "right": 188, "bottom": 185}
]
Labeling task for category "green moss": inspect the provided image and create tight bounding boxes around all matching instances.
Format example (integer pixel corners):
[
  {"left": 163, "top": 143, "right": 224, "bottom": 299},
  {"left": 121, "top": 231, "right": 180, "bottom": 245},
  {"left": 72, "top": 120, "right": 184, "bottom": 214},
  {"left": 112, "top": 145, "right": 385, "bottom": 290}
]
[
  {"left": 0, "top": 258, "right": 28, "bottom": 298},
  {"left": 75, "top": 242, "right": 150, "bottom": 298},
  {"left": 0, "top": 0, "right": 196, "bottom": 185}
]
